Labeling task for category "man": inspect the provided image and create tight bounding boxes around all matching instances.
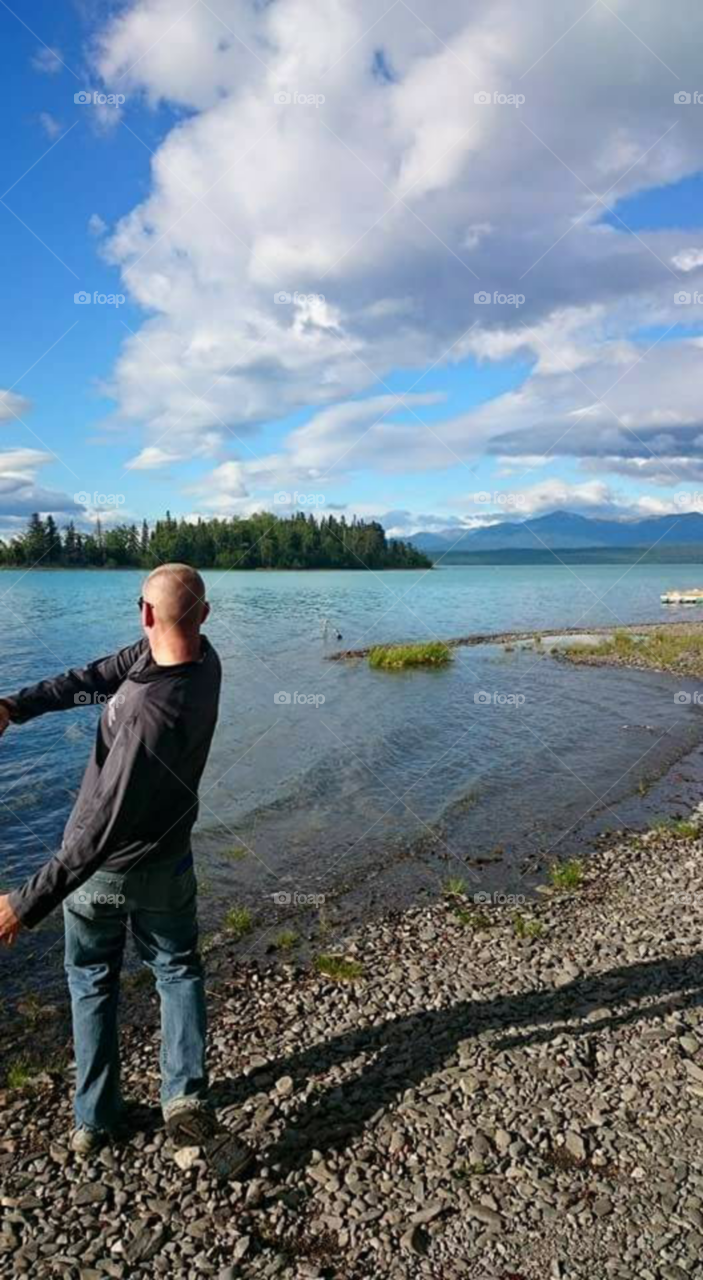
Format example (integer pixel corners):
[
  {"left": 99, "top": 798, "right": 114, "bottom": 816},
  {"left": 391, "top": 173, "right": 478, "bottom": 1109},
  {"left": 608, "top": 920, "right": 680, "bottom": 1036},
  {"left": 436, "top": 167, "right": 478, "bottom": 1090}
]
[{"left": 0, "top": 564, "right": 252, "bottom": 1177}]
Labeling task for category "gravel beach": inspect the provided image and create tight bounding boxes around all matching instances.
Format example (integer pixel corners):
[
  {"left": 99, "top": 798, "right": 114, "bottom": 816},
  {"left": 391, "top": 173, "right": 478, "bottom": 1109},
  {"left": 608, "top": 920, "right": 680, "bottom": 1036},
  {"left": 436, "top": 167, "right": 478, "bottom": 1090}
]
[{"left": 3, "top": 814, "right": 703, "bottom": 1279}]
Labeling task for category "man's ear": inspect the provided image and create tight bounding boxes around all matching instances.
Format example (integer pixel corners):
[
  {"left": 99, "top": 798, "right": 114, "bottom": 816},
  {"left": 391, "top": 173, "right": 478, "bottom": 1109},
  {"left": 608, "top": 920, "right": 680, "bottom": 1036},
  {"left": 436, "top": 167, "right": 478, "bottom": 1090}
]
[
  {"left": 201, "top": 601, "right": 211, "bottom": 624},
  {"left": 144, "top": 601, "right": 156, "bottom": 628}
]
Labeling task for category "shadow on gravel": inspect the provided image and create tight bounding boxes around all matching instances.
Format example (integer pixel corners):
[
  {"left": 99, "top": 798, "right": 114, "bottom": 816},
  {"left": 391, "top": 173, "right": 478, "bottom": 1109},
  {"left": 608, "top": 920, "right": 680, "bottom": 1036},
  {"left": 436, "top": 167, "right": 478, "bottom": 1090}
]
[{"left": 212, "top": 951, "right": 703, "bottom": 1170}]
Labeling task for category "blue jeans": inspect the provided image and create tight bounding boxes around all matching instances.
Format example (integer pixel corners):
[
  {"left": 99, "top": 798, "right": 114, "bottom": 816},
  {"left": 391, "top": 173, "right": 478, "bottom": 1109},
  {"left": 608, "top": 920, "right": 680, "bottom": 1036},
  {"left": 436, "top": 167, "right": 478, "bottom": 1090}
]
[{"left": 63, "top": 854, "right": 207, "bottom": 1132}]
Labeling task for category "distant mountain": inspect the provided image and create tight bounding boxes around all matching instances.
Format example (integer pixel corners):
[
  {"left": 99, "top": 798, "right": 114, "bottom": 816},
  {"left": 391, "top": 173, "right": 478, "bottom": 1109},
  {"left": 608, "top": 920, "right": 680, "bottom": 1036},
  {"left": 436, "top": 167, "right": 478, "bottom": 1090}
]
[{"left": 409, "top": 510, "right": 703, "bottom": 553}]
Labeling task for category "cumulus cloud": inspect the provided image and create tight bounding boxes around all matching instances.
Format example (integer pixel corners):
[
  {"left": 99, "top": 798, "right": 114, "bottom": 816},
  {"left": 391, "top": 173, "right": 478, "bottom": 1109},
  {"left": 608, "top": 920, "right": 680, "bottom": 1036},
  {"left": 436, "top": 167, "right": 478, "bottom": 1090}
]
[
  {"left": 83, "top": 0, "right": 703, "bottom": 514},
  {"left": 672, "top": 248, "right": 703, "bottom": 273},
  {"left": 0, "top": 448, "right": 82, "bottom": 521},
  {"left": 457, "top": 478, "right": 682, "bottom": 521}
]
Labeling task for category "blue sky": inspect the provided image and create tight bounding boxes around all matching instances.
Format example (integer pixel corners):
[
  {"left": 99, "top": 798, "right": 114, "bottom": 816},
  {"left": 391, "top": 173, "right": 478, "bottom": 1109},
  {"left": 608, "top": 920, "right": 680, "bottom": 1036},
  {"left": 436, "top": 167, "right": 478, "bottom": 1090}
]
[{"left": 3, "top": 0, "right": 703, "bottom": 540}]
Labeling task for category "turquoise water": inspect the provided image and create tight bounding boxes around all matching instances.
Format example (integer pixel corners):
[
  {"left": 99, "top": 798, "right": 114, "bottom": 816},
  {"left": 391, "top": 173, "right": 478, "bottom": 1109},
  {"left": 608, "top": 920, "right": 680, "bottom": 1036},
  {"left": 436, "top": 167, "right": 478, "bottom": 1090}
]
[{"left": 2, "top": 563, "right": 703, "bottom": 985}]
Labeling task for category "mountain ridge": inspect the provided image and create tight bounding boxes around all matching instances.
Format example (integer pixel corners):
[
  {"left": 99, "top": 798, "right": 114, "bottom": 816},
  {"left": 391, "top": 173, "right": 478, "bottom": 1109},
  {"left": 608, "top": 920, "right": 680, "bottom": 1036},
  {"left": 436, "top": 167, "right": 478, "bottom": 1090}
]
[{"left": 409, "top": 510, "right": 703, "bottom": 552}]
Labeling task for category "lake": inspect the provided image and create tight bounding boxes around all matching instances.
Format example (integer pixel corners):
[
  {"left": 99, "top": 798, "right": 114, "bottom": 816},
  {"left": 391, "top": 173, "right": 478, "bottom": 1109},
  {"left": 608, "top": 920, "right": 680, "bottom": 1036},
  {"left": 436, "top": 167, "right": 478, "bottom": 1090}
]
[{"left": 2, "top": 562, "right": 703, "bottom": 994}]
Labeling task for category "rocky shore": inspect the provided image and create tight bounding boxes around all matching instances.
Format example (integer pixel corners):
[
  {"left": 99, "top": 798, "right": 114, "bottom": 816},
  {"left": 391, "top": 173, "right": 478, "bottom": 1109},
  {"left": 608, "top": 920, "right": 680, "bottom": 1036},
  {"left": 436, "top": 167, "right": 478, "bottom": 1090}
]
[{"left": 3, "top": 815, "right": 703, "bottom": 1278}]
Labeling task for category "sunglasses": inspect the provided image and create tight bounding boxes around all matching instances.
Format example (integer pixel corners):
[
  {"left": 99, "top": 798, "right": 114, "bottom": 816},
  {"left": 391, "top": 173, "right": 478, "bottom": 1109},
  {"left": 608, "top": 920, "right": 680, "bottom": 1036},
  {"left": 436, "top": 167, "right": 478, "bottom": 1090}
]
[{"left": 138, "top": 596, "right": 208, "bottom": 612}]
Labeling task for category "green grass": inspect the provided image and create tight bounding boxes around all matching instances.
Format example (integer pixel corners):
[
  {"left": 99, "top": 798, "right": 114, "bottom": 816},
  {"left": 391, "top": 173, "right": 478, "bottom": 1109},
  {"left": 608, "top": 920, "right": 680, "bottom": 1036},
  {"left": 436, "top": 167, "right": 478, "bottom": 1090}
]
[
  {"left": 565, "top": 625, "right": 703, "bottom": 677},
  {"left": 672, "top": 819, "right": 699, "bottom": 839},
  {"left": 315, "top": 904, "right": 336, "bottom": 941},
  {"left": 369, "top": 641, "right": 453, "bottom": 670},
  {"left": 443, "top": 876, "right": 466, "bottom": 898},
  {"left": 611, "top": 629, "right": 637, "bottom": 654},
  {"left": 274, "top": 929, "right": 299, "bottom": 951},
  {"left": 453, "top": 906, "right": 492, "bottom": 930},
  {"left": 653, "top": 817, "right": 699, "bottom": 840},
  {"left": 314, "top": 954, "right": 364, "bottom": 982},
  {"left": 455, "top": 1160, "right": 490, "bottom": 1182},
  {"left": 224, "top": 905, "right": 254, "bottom": 939},
  {"left": 6, "top": 1058, "right": 37, "bottom": 1089},
  {"left": 548, "top": 859, "right": 584, "bottom": 891},
  {"left": 513, "top": 912, "right": 545, "bottom": 940}
]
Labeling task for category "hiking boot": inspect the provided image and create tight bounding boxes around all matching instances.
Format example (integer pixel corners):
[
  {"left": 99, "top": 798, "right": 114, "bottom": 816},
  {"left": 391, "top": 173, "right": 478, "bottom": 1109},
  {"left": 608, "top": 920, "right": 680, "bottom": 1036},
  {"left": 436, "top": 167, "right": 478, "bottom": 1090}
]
[
  {"left": 70, "top": 1127, "right": 107, "bottom": 1156},
  {"left": 165, "top": 1106, "right": 255, "bottom": 1181}
]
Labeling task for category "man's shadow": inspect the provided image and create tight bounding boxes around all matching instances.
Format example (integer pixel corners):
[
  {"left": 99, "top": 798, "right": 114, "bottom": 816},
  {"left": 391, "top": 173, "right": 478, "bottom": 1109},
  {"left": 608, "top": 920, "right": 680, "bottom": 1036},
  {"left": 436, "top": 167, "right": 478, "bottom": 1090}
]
[{"left": 212, "top": 950, "right": 703, "bottom": 1169}]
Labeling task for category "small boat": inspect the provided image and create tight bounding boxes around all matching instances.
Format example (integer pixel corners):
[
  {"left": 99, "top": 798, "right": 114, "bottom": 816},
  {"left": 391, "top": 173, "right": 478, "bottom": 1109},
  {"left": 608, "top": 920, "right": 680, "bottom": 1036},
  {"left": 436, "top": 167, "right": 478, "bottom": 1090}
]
[{"left": 661, "top": 588, "right": 703, "bottom": 604}]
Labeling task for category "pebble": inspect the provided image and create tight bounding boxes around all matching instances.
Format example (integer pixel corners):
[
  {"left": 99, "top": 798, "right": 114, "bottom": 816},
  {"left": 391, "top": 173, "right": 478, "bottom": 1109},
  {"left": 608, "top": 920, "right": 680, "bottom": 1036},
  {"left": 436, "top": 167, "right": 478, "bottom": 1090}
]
[{"left": 4, "top": 819, "right": 703, "bottom": 1279}]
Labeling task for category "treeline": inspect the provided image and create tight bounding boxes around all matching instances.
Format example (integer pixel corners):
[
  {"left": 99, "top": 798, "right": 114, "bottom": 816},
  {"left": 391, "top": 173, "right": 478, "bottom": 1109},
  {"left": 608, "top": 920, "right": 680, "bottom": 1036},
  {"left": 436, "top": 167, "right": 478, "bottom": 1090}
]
[{"left": 0, "top": 511, "right": 432, "bottom": 571}]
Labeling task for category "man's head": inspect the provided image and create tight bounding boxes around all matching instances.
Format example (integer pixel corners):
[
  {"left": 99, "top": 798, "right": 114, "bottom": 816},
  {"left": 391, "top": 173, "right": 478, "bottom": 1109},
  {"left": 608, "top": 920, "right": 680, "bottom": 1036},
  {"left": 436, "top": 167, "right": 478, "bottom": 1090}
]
[{"left": 139, "top": 564, "right": 209, "bottom": 640}]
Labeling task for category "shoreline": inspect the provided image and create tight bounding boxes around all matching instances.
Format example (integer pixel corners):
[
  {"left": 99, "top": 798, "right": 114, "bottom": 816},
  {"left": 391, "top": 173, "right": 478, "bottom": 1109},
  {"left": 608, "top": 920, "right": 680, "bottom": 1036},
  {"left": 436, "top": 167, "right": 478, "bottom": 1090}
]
[
  {"left": 3, "top": 816, "right": 703, "bottom": 1276},
  {"left": 4, "top": 620, "right": 703, "bottom": 1010},
  {"left": 4, "top": 626, "right": 703, "bottom": 1275}
]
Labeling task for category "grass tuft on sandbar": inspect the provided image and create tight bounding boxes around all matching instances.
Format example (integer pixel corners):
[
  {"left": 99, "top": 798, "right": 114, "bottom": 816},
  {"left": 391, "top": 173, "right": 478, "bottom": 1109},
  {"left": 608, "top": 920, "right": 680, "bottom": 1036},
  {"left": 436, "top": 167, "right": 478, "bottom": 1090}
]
[{"left": 369, "top": 641, "right": 452, "bottom": 670}]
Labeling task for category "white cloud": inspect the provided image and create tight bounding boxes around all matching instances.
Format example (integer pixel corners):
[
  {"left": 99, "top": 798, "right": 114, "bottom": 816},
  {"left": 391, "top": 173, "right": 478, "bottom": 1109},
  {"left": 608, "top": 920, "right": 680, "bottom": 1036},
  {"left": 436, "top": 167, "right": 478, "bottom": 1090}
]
[
  {"left": 126, "top": 445, "right": 188, "bottom": 470},
  {"left": 31, "top": 46, "right": 64, "bottom": 75},
  {"left": 0, "top": 445, "right": 82, "bottom": 521},
  {"left": 38, "top": 112, "right": 64, "bottom": 139},
  {"left": 125, "top": 429, "right": 226, "bottom": 470},
  {"left": 0, "top": 391, "right": 32, "bottom": 422},
  {"left": 672, "top": 247, "right": 703, "bottom": 273},
  {"left": 457, "top": 478, "right": 653, "bottom": 520},
  {"left": 88, "top": 213, "right": 108, "bottom": 237},
  {"left": 85, "top": 0, "right": 703, "bottom": 502}
]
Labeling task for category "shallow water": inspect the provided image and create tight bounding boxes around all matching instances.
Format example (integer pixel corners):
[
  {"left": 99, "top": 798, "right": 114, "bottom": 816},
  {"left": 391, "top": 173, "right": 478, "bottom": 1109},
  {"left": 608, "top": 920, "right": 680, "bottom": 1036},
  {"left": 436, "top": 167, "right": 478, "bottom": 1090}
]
[{"left": 2, "top": 563, "right": 703, "bottom": 992}]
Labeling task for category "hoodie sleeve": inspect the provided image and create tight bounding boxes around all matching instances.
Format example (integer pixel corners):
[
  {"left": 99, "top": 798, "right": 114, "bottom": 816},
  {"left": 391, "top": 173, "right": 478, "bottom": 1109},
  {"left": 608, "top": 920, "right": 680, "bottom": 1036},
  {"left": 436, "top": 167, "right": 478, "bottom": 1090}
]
[
  {"left": 8, "top": 695, "right": 187, "bottom": 929},
  {"left": 0, "top": 640, "right": 147, "bottom": 725}
]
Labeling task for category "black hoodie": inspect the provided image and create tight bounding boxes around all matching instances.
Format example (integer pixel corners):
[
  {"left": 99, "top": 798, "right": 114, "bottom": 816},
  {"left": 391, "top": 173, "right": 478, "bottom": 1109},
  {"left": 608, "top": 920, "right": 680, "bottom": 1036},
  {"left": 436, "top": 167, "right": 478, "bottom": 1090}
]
[{"left": 3, "top": 636, "right": 221, "bottom": 928}]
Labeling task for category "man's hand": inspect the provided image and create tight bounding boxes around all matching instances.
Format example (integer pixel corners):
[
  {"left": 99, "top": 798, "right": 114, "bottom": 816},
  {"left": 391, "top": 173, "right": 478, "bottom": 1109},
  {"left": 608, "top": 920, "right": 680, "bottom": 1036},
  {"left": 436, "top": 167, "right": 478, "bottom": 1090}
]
[
  {"left": 0, "top": 703, "right": 11, "bottom": 737},
  {"left": 0, "top": 895, "right": 21, "bottom": 945}
]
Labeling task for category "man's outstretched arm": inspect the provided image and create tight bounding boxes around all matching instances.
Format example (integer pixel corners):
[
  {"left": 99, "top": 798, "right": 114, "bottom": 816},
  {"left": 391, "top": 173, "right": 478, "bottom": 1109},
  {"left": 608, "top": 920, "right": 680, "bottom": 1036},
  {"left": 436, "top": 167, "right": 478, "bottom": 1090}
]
[
  {"left": 0, "top": 640, "right": 147, "bottom": 726},
  {"left": 0, "top": 694, "right": 185, "bottom": 934}
]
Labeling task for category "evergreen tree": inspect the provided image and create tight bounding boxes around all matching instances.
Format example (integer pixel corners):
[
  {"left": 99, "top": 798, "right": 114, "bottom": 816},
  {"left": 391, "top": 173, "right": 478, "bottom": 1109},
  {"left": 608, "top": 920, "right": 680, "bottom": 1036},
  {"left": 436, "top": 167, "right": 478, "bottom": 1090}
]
[{"left": 0, "top": 511, "right": 431, "bottom": 571}]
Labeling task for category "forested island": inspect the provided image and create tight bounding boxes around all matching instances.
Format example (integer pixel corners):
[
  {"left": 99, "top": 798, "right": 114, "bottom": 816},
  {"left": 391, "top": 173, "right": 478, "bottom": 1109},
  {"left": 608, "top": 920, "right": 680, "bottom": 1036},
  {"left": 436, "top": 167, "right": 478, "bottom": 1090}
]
[{"left": 0, "top": 511, "right": 431, "bottom": 571}]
